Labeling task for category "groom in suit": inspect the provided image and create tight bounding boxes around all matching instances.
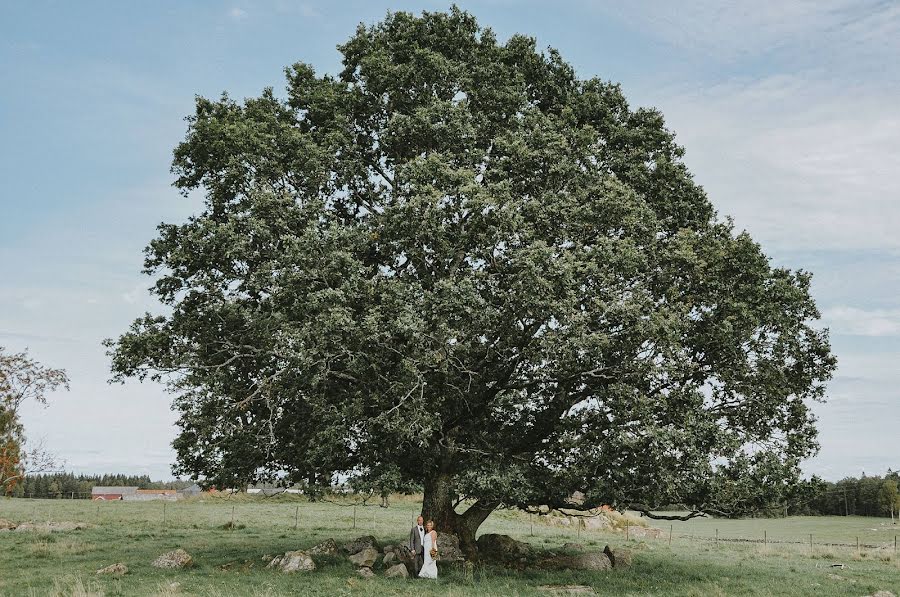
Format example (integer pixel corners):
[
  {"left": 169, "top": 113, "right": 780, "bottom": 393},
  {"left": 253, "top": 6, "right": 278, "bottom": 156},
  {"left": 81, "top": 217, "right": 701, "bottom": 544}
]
[{"left": 407, "top": 515, "right": 425, "bottom": 575}]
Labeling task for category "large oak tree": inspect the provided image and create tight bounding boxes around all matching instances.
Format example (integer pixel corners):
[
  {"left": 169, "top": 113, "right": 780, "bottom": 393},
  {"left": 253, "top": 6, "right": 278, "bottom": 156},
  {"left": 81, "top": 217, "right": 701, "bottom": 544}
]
[{"left": 108, "top": 8, "right": 835, "bottom": 555}]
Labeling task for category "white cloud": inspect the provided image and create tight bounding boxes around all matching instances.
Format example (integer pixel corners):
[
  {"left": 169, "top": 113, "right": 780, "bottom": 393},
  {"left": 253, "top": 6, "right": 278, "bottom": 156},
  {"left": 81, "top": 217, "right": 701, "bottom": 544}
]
[
  {"left": 595, "top": 0, "right": 900, "bottom": 64},
  {"left": 822, "top": 306, "right": 900, "bottom": 337},
  {"left": 648, "top": 74, "right": 900, "bottom": 251}
]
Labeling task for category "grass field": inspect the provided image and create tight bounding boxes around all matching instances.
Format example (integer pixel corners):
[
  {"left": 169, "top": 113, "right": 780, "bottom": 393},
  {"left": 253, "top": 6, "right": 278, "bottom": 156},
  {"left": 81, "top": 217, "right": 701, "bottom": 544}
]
[{"left": 1, "top": 496, "right": 897, "bottom": 596}]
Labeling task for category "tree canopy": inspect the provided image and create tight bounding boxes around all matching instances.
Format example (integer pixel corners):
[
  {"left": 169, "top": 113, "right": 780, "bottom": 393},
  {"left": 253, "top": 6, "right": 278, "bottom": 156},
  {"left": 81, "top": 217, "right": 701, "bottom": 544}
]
[{"left": 108, "top": 7, "right": 835, "bottom": 554}]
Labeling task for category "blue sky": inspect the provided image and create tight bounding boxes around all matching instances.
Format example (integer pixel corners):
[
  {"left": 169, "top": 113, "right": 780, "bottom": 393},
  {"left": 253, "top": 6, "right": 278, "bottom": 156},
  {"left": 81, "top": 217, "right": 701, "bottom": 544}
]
[{"left": 2, "top": 1, "right": 898, "bottom": 480}]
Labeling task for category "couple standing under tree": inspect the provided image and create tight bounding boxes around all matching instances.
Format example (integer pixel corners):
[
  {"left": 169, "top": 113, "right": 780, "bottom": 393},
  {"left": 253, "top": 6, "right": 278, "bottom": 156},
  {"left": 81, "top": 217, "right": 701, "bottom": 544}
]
[{"left": 407, "top": 515, "right": 439, "bottom": 579}]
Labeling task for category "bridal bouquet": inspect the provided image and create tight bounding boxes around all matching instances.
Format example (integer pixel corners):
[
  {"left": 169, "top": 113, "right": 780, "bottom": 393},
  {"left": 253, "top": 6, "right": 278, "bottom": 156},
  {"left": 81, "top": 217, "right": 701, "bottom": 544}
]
[{"left": 430, "top": 547, "right": 438, "bottom": 559}]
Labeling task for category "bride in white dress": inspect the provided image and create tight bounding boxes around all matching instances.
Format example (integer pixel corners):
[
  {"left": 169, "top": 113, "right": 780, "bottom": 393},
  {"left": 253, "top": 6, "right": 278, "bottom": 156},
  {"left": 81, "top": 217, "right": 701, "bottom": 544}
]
[{"left": 418, "top": 520, "right": 439, "bottom": 579}]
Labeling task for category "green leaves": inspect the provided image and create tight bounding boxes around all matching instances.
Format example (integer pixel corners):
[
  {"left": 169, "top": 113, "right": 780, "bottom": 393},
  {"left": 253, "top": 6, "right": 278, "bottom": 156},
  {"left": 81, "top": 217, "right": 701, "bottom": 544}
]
[{"left": 108, "top": 8, "right": 834, "bottom": 522}]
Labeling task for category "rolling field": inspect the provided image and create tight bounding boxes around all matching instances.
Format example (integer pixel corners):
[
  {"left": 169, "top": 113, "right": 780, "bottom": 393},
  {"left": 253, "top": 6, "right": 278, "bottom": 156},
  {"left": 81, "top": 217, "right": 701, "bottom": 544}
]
[{"left": 1, "top": 496, "right": 897, "bottom": 596}]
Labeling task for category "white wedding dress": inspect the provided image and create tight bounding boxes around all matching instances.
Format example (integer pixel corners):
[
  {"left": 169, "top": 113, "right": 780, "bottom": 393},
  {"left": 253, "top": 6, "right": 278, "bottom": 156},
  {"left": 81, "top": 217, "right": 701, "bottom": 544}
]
[{"left": 419, "top": 532, "right": 438, "bottom": 579}]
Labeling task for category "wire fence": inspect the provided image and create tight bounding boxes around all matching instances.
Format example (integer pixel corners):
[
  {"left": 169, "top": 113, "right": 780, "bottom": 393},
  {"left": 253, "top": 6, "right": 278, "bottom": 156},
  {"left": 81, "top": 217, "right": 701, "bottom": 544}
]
[{"left": 3, "top": 497, "right": 898, "bottom": 556}]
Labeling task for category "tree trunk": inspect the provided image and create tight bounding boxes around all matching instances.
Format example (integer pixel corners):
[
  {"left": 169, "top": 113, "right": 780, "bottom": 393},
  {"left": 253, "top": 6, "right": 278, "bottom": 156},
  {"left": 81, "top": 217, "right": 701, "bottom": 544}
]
[{"left": 421, "top": 472, "right": 497, "bottom": 559}]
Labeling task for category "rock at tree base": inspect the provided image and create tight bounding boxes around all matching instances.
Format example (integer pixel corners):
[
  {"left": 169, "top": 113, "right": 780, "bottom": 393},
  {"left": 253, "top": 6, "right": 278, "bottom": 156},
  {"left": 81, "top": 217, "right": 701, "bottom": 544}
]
[
  {"left": 477, "top": 534, "right": 533, "bottom": 565},
  {"left": 356, "top": 567, "right": 375, "bottom": 579},
  {"left": 96, "top": 563, "right": 128, "bottom": 576},
  {"left": 152, "top": 549, "right": 193, "bottom": 569},
  {"left": 540, "top": 551, "right": 612, "bottom": 571},
  {"left": 267, "top": 550, "right": 316, "bottom": 573},
  {"left": 435, "top": 532, "right": 465, "bottom": 562},
  {"left": 393, "top": 545, "right": 417, "bottom": 576},
  {"left": 537, "top": 586, "right": 597, "bottom": 595},
  {"left": 308, "top": 538, "right": 338, "bottom": 556},
  {"left": 603, "top": 545, "right": 632, "bottom": 568},
  {"left": 348, "top": 547, "right": 379, "bottom": 568},
  {"left": 385, "top": 563, "right": 409, "bottom": 578},
  {"left": 383, "top": 552, "right": 397, "bottom": 566},
  {"left": 341, "top": 535, "right": 379, "bottom": 555}
]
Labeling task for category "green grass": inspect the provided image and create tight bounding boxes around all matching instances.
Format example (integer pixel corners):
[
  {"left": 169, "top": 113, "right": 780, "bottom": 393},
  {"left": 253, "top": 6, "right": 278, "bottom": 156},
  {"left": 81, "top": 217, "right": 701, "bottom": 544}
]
[{"left": 1, "top": 496, "right": 898, "bottom": 596}]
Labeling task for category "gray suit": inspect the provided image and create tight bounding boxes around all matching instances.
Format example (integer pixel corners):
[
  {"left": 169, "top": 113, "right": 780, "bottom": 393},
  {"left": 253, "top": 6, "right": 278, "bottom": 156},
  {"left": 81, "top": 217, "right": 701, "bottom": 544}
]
[{"left": 407, "top": 524, "right": 425, "bottom": 574}]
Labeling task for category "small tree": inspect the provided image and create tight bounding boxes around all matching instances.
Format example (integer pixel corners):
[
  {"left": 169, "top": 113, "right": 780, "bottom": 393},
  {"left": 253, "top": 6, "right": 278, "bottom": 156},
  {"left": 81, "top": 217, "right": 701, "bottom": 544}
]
[
  {"left": 879, "top": 480, "right": 899, "bottom": 523},
  {"left": 0, "top": 347, "right": 69, "bottom": 494},
  {"left": 107, "top": 8, "right": 835, "bottom": 555}
]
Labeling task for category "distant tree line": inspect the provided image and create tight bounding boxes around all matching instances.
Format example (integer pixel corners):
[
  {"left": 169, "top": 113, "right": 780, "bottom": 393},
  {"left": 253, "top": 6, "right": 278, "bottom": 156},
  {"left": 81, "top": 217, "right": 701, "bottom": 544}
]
[
  {"left": 7, "top": 473, "right": 192, "bottom": 499},
  {"left": 799, "top": 470, "right": 900, "bottom": 519}
]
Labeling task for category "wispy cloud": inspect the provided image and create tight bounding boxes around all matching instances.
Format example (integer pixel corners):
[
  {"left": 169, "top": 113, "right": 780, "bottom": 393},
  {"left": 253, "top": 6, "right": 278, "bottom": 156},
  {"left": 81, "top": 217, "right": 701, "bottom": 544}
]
[
  {"left": 596, "top": 0, "right": 900, "bottom": 66},
  {"left": 652, "top": 73, "right": 900, "bottom": 251},
  {"left": 823, "top": 306, "right": 900, "bottom": 337}
]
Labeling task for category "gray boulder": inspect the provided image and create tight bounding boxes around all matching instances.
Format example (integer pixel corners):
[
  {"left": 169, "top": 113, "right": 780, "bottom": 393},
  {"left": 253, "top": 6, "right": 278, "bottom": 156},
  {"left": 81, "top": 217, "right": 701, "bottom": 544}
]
[
  {"left": 477, "top": 534, "right": 533, "bottom": 565},
  {"left": 308, "top": 538, "right": 338, "bottom": 556},
  {"left": 383, "top": 552, "right": 397, "bottom": 566},
  {"left": 348, "top": 547, "right": 379, "bottom": 568},
  {"left": 152, "top": 549, "right": 193, "bottom": 569},
  {"left": 96, "top": 563, "right": 128, "bottom": 576},
  {"left": 385, "top": 563, "right": 409, "bottom": 578},
  {"left": 541, "top": 551, "right": 611, "bottom": 571},
  {"left": 603, "top": 545, "right": 632, "bottom": 568},
  {"left": 341, "top": 535, "right": 379, "bottom": 555},
  {"left": 435, "top": 532, "right": 465, "bottom": 562},
  {"left": 356, "top": 567, "right": 375, "bottom": 579},
  {"left": 267, "top": 550, "right": 316, "bottom": 573}
]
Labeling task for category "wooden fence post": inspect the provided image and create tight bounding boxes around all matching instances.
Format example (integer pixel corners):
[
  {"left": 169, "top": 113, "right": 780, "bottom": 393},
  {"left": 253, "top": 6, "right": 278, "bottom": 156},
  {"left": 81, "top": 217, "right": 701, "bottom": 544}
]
[
  {"left": 669, "top": 525, "right": 672, "bottom": 546},
  {"left": 809, "top": 534, "right": 813, "bottom": 553},
  {"left": 294, "top": 506, "right": 299, "bottom": 531},
  {"left": 231, "top": 505, "right": 235, "bottom": 531},
  {"left": 764, "top": 530, "right": 767, "bottom": 546},
  {"left": 353, "top": 506, "right": 357, "bottom": 529},
  {"left": 163, "top": 502, "right": 167, "bottom": 527}
]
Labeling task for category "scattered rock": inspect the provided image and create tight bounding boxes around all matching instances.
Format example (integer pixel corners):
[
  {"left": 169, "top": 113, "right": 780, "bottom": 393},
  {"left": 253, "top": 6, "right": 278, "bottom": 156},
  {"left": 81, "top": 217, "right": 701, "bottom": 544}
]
[
  {"left": 0, "top": 519, "right": 16, "bottom": 530},
  {"left": 626, "top": 526, "right": 663, "bottom": 539},
  {"left": 10, "top": 521, "right": 92, "bottom": 533},
  {"left": 866, "top": 592, "right": 896, "bottom": 597},
  {"left": 385, "top": 563, "right": 409, "bottom": 578},
  {"left": 356, "top": 567, "right": 375, "bottom": 579},
  {"left": 826, "top": 573, "right": 855, "bottom": 583},
  {"left": 348, "top": 547, "right": 380, "bottom": 568},
  {"left": 308, "top": 538, "right": 338, "bottom": 556},
  {"left": 382, "top": 544, "right": 395, "bottom": 554},
  {"left": 383, "top": 552, "right": 397, "bottom": 566},
  {"left": 435, "top": 532, "right": 465, "bottom": 562},
  {"left": 537, "top": 586, "right": 597, "bottom": 595},
  {"left": 342, "top": 535, "right": 379, "bottom": 555},
  {"left": 267, "top": 550, "right": 315, "bottom": 573},
  {"left": 582, "top": 516, "right": 612, "bottom": 531},
  {"left": 603, "top": 545, "right": 633, "bottom": 568},
  {"left": 477, "top": 534, "right": 533, "bottom": 565},
  {"left": 96, "top": 563, "right": 128, "bottom": 576},
  {"left": 152, "top": 549, "right": 193, "bottom": 569}
]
